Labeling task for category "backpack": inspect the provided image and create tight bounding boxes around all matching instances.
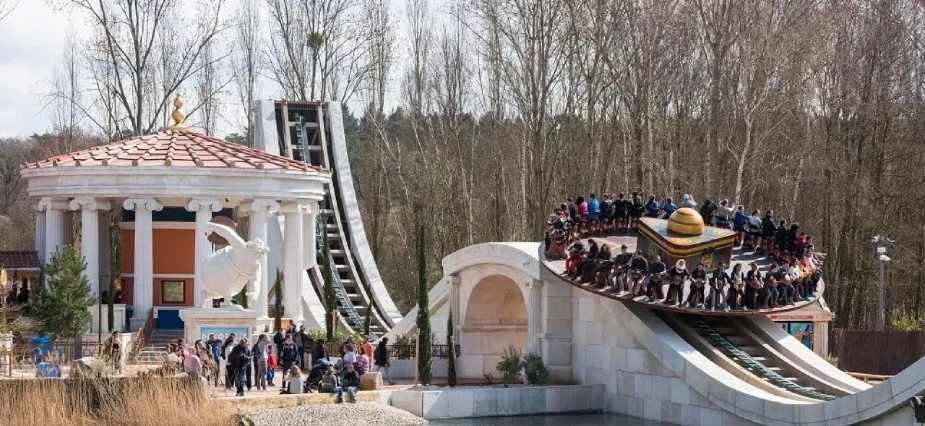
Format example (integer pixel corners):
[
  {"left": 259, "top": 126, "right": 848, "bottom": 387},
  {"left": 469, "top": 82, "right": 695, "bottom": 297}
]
[{"left": 374, "top": 344, "right": 387, "bottom": 365}]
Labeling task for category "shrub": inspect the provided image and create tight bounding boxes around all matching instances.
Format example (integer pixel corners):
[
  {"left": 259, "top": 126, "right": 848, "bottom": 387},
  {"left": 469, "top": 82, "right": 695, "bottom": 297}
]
[
  {"left": 825, "top": 355, "right": 839, "bottom": 368},
  {"left": 496, "top": 345, "right": 523, "bottom": 384},
  {"left": 483, "top": 373, "right": 494, "bottom": 386},
  {"left": 30, "top": 246, "right": 95, "bottom": 340},
  {"left": 523, "top": 353, "right": 550, "bottom": 385}
]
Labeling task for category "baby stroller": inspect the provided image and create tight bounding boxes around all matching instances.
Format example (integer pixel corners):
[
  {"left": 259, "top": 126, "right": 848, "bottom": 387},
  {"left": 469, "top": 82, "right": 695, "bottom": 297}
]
[{"left": 303, "top": 358, "right": 330, "bottom": 393}]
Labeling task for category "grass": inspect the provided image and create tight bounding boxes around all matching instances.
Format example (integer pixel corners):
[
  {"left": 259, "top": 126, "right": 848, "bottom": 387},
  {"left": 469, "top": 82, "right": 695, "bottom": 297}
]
[{"left": 0, "top": 375, "right": 237, "bottom": 426}]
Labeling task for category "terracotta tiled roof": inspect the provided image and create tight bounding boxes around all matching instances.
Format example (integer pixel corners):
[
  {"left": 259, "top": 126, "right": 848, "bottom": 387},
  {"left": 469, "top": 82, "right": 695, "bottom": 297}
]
[
  {"left": 0, "top": 251, "right": 40, "bottom": 269},
  {"left": 20, "top": 129, "right": 327, "bottom": 173}
]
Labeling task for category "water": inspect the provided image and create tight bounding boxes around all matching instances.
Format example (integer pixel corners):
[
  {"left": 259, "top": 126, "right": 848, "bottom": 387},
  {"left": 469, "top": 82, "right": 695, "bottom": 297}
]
[{"left": 429, "top": 413, "right": 670, "bottom": 425}]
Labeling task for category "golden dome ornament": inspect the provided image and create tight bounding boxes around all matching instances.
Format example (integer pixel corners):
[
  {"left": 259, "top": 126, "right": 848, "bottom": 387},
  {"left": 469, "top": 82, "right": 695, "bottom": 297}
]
[
  {"left": 165, "top": 94, "right": 188, "bottom": 131},
  {"left": 667, "top": 207, "right": 705, "bottom": 236}
]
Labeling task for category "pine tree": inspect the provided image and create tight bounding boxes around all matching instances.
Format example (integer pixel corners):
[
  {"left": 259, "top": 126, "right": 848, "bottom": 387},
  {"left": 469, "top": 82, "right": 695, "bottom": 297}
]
[
  {"left": 321, "top": 223, "right": 337, "bottom": 340},
  {"left": 447, "top": 310, "right": 457, "bottom": 387},
  {"left": 30, "top": 246, "right": 95, "bottom": 340},
  {"left": 415, "top": 222, "right": 433, "bottom": 385},
  {"left": 273, "top": 269, "right": 284, "bottom": 331}
]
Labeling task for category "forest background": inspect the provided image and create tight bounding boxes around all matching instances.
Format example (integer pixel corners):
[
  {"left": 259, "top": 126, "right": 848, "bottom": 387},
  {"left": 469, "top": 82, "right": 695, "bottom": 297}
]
[{"left": 0, "top": 0, "right": 923, "bottom": 331}]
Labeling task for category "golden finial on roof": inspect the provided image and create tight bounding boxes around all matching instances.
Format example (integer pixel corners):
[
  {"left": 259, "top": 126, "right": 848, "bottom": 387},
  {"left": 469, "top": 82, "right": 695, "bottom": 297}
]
[{"left": 165, "top": 93, "right": 187, "bottom": 131}]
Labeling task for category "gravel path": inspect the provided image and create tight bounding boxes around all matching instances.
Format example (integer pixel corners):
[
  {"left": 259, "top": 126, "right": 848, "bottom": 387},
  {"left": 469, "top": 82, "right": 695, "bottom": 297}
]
[{"left": 245, "top": 402, "right": 427, "bottom": 426}]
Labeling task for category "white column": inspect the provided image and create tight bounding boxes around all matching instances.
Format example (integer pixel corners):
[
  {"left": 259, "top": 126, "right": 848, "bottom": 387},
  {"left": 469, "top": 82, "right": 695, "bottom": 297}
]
[
  {"left": 38, "top": 198, "right": 68, "bottom": 268},
  {"left": 302, "top": 205, "right": 319, "bottom": 269},
  {"left": 186, "top": 198, "right": 223, "bottom": 308},
  {"left": 124, "top": 198, "right": 162, "bottom": 329},
  {"left": 70, "top": 198, "right": 111, "bottom": 299},
  {"left": 242, "top": 199, "right": 279, "bottom": 318},
  {"left": 526, "top": 279, "right": 545, "bottom": 355},
  {"left": 282, "top": 201, "right": 307, "bottom": 323},
  {"left": 34, "top": 207, "right": 46, "bottom": 267},
  {"left": 449, "top": 275, "right": 461, "bottom": 332}
]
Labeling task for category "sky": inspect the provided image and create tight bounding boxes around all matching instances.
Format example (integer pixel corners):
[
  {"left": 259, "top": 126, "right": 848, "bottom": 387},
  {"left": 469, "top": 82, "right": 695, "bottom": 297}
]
[
  {"left": 0, "top": 0, "right": 444, "bottom": 140},
  {"left": 0, "top": 1, "right": 71, "bottom": 138}
]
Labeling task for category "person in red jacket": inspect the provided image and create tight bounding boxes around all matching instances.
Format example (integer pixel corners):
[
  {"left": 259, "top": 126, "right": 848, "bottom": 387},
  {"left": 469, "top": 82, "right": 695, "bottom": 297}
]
[{"left": 267, "top": 345, "right": 278, "bottom": 387}]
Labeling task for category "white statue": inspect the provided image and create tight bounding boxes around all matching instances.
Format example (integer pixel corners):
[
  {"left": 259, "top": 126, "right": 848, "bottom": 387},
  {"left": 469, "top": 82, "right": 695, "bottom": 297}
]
[{"left": 200, "top": 222, "right": 269, "bottom": 309}]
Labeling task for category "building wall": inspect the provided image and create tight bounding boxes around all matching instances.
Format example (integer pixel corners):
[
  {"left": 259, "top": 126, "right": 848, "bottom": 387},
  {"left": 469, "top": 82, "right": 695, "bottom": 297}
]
[{"left": 121, "top": 227, "right": 196, "bottom": 307}]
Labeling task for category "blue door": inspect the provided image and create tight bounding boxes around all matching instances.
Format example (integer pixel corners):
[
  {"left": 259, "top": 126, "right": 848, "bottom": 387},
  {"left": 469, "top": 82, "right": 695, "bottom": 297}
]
[{"left": 156, "top": 309, "right": 185, "bottom": 329}]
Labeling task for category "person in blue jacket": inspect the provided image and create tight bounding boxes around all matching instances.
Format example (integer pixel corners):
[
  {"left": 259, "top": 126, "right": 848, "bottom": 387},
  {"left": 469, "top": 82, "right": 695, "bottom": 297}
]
[
  {"left": 662, "top": 197, "right": 678, "bottom": 219},
  {"left": 645, "top": 196, "right": 660, "bottom": 218},
  {"left": 587, "top": 194, "right": 600, "bottom": 235}
]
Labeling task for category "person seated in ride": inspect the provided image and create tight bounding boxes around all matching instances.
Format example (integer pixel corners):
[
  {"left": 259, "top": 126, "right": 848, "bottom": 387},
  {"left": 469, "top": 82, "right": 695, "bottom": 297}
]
[
  {"left": 644, "top": 196, "right": 660, "bottom": 218},
  {"left": 786, "top": 261, "right": 805, "bottom": 302},
  {"left": 628, "top": 251, "right": 649, "bottom": 297},
  {"left": 713, "top": 199, "right": 734, "bottom": 229},
  {"left": 666, "top": 259, "right": 689, "bottom": 306},
  {"left": 563, "top": 238, "right": 585, "bottom": 276},
  {"left": 645, "top": 255, "right": 667, "bottom": 302},
  {"left": 609, "top": 245, "right": 633, "bottom": 293},
  {"left": 778, "top": 273, "right": 796, "bottom": 306},
  {"left": 727, "top": 263, "right": 745, "bottom": 311},
  {"left": 600, "top": 194, "right": 614, "bottom": 234},
  {"left": 630, "top": 192, "right": 644, "bottom": 229},
  {"left": 594, "top": 244, "right": 614, "bottom": 288},
  {"left": 684, "top": 263, "right": 707, "bottom": 308},
  {"left": 566, "top": 198, "right": 579, "bottom": 238},
  {"left": 613, "top": 193, "right": 628, "bottom": 234},
  {"left": 744, "top": 262, "right": 763, "bottom": 309},
  {"left": 577, "top": 195, "right": 589, "bottom": 236},
  {"left": 733, "top": 206, "right": 748, "bottom": 246},
  {"left": 745, "top": 209, "right": 763, "bottom": 249},
  {"left": 587, "top": 194, "right": 600, "bottom": 236},
  {"left": 794, "top": 231, "right": 807, "bottom": 253},
  {"left": 772, "top": 219, "right": 788, "bottom": 260},
  {"left": 662, "top": 197, "right": 678, "bottom": 219},
  {"left": 759, "top": 210, "right": 777, "bottom": 254},
  {"left": 763, "top": 264, "right": 781, "bottom": 308},
  {"left": 681, "top": 193, "right": 697, "bottom": 209},
  {"left": 546, "top": 209, "right": 571, "bottom": 259},
  {"left": 699, "top": 200, "right": 716, "bottom": 226},
  {"left": 707, "top": 262, "right": 729, "bottom": 312},
  {"left": 576, "top": 240, "right": 600, "bottom": 283}
]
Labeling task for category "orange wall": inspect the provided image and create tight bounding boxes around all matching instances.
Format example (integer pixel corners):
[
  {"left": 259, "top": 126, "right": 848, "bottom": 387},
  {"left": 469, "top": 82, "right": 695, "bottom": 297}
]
[
  {"left": 121, "top": 228, "right": 195, "bottom": 275},
  {"left": 121, "top": 227, "right": 195, "bottom": 307}
]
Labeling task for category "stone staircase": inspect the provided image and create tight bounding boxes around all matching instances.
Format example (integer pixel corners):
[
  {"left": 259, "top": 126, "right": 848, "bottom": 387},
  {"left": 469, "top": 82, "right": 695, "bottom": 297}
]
[{"left": 131, "top": 329, "right": 183, "bottom": 365}]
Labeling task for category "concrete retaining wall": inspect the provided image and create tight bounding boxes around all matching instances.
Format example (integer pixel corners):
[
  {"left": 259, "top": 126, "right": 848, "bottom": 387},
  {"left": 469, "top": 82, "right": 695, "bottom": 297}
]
[{"left": 386, "top": 384, "right": 604, "bottom": 420}]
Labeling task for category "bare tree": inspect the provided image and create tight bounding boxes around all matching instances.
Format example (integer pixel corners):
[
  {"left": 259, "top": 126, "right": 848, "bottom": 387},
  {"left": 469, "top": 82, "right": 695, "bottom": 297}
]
[
  {"left": 49, "top": 0, "right": 228, "bottom": 136},
  {"left": 0, "top": 0, "right": 18, "bottom": 22},
  {"left": 233, "top": 0, "right": 262, "bottom": 141}
]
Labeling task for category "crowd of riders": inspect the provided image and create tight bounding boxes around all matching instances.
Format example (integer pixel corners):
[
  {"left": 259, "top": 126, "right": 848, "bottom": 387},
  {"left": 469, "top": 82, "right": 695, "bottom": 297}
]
[{"left": 545, "top": 193, "right": 824, "bottom": 312}]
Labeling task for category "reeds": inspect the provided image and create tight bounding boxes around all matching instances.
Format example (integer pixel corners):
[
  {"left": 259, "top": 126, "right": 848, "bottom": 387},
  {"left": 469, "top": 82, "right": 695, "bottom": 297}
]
[{"left": 0, "top": 375, "right": 236, "bottom": 426}]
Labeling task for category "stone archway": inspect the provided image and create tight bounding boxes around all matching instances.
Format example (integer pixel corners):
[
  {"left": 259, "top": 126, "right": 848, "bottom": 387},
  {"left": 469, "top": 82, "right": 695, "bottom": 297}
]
[{"left": 458, "top": 274, "right": 528, "bottom": 379}]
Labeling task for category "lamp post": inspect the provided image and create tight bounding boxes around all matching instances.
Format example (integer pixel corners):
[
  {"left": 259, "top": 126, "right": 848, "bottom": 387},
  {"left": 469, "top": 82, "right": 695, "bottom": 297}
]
[{"left": 872, "top": 235, "right": 895, "bottom": 331}]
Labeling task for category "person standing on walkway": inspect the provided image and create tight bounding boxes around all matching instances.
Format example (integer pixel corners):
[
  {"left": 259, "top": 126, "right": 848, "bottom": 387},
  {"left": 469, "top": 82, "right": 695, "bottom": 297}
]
[
  {"left": 229, "top": 339, "right": 252, "bottom": 397},
  {"left": 373, "top": 337, "right": 396, "bottom": 386},
  {"left": 104, "top": 331, "right": 122, "bottom": 372},
  {"left": 280, "top": 334, "right": 299, "bottom": 389},
  {"left": 298, "top": 326, "right": 313, "bottom": 370},
  {"left": 254, "top": 334, "right": 270, "bottom": 391},
  {"left": 267, "top": 345, "right": 278, "bottom": 387}
]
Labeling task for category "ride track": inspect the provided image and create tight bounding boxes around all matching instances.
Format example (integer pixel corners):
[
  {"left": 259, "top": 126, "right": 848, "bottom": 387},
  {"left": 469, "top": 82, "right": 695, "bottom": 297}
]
[{"left": 541, "top": 234, "right": 826, "bottom": 318}]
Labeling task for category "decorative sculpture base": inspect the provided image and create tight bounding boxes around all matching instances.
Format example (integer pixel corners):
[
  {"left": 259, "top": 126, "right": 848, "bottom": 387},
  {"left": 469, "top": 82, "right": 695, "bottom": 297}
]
[{"left": 179, "top": 307, "right": 261, "bottom": 344}]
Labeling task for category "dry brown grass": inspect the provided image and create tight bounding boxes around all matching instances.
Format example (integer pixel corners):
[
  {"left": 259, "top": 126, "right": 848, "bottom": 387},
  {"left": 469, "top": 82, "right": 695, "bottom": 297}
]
[{"left": 0, "top": 376, "right": 237, "bottom": 426}]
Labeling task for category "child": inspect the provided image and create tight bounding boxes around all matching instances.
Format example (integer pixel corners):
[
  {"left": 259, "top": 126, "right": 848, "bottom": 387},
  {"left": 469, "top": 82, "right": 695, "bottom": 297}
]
[
  {"left": 321, "top": 365, "right": 344, "bottom": 402},
  {"left": 267, "top": 345, "right": 278, "bottom": 386}
]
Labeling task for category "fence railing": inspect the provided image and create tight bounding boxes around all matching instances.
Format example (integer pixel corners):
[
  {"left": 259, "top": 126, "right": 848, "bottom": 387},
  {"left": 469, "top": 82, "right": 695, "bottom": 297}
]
[
  {"left": 831, "top": 329, "right": 925, "bottom": 375},
  {"left": 847, "top": 372, "right": 892, "bottom": 384},
  {"left": 387, "top": 344, "right": 460, "bottom": 360}
]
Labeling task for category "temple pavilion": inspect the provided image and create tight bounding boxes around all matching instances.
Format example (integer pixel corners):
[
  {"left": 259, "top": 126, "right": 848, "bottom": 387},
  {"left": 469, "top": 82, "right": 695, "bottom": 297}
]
[{"left": 16, "top": 96, "right": 331, "bottom": 332}]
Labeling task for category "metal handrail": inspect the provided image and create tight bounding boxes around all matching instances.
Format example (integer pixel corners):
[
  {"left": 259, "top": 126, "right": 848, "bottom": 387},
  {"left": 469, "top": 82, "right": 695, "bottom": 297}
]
[
  {"left": 131, "top": 310, "right": 155, "bottom": 364},
  {"left": 316, "top": 215, "right": 367, "bottom": 335}
]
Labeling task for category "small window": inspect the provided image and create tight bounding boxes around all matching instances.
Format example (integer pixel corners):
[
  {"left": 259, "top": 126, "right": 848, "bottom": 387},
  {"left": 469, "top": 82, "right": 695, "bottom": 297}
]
[{"left": 162, "top": 280, "right": 186, "bottom": 304}]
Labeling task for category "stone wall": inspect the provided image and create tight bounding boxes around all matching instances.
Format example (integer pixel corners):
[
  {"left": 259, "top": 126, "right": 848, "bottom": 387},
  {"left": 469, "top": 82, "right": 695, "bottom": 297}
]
[
  {"left": 388, "top": 384, "right": 604, "bottom": 419},
  {"left": 570, "top": 287, "right": 745, "bottom": 425}
]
